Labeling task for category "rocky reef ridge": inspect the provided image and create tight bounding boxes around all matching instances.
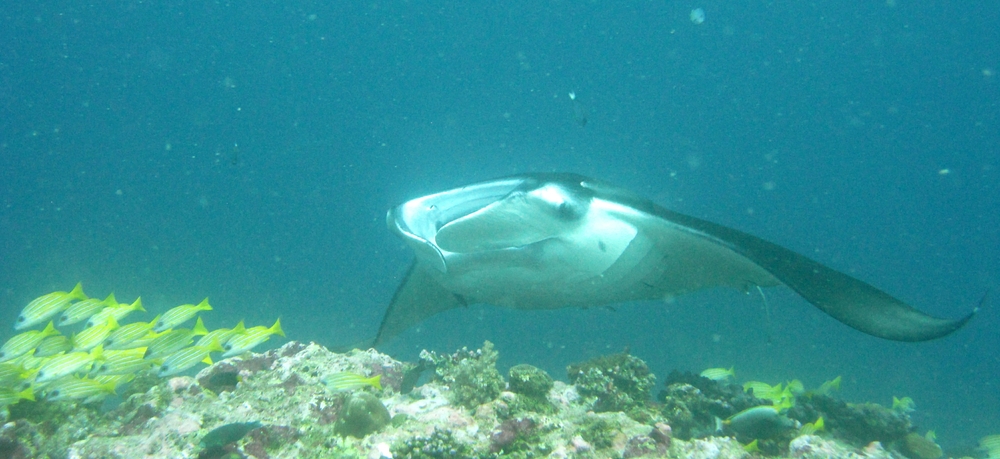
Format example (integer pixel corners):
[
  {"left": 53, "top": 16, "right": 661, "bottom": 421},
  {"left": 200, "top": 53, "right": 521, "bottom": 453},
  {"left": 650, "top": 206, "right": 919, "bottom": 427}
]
[{"left": 0, "top": 341, "right": 929, "bottom": 459}]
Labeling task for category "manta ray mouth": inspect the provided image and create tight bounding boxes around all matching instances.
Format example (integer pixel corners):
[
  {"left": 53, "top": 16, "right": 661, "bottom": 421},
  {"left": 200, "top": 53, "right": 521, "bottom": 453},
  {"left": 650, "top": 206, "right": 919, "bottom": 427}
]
[
  {"left": 434, "top": 197, "right": 561, "bottom": 253},
  {"left": 388, "top": 177, "right": 530, "bottom": 271}
]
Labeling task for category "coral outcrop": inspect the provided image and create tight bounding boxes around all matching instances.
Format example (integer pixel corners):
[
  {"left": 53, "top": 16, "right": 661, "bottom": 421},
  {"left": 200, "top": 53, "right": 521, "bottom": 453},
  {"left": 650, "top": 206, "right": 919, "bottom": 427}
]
[{"left": 566, "top": 351, "right": 657, "bottom": 414}]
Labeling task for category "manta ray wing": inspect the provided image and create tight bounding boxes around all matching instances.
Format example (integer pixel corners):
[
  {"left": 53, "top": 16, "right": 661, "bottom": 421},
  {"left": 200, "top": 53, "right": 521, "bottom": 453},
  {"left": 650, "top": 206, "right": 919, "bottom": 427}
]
[
  {"left": 373, "top": 262, "right": 467, "bottom": 347},
  {"left": 646, "top": 206, "right": 976, "bottom": 341}
]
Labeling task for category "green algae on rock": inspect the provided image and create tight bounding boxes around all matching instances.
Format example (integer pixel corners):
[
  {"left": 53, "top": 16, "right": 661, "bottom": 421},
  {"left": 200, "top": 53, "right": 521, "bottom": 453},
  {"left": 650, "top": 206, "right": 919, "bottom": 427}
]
[
  {"left": 418, "top": 341, "right": 504, "bottom": 409},
  {"left": 506, "top": 364, "right": 556, "bottom": 415},
  {"left": 508, "top": 364, "right": 554, "bottom": 398},
  {"left": 567, "top": 351, "right": 656, "bottom": 413},
  {"left": 393, "top": 428, "right": 486, "bottom": 459}
]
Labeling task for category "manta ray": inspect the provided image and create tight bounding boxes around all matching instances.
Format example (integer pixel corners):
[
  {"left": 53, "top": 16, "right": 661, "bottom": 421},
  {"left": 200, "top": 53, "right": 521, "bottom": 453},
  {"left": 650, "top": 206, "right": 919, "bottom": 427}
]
[{"left": 373, "top": 173, "right": 975, "bottom": 346}]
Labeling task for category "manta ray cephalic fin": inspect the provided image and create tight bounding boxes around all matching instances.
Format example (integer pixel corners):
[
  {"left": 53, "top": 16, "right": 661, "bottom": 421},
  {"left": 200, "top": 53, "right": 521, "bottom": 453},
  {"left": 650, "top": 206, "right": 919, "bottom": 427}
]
[{"left": 372, "top": 262, "right": 466, "bottom": 347}]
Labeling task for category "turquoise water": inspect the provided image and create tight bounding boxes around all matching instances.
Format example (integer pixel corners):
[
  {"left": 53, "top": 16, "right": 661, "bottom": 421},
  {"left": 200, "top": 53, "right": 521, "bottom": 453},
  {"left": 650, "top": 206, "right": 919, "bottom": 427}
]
[{"left": 2, "top": 1, "right": 997, "bottom": 451}]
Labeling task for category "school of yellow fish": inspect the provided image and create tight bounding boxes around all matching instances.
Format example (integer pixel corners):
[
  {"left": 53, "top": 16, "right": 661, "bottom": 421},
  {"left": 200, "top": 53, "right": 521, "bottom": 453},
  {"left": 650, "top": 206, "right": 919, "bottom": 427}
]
[{"left": 0, "top": 283, "right": 284, "bottom": 407}]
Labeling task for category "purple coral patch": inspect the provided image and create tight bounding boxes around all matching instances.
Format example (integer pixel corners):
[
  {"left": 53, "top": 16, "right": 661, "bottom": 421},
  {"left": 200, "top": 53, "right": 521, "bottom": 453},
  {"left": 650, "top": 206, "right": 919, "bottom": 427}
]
[
  {"left": 120, "top": 403, "right": 160, "bottom": 435},
  {"left": 278, "top": 373, "right": 306, "bottom": 395},
  {"left": 489, "top": 417, "right": 536, "bottom": 453}
]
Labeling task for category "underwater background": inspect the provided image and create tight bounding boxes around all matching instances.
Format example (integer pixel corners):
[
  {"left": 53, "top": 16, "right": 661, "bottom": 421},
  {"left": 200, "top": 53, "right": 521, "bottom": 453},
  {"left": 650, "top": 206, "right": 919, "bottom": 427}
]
[{"left": 1, "top": 0, "right": 997, "bottom": 452}]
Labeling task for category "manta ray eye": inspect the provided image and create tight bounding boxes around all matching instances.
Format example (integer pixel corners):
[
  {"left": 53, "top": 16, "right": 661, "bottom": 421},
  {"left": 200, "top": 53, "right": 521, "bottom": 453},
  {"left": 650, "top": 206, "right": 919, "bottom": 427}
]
[
  {"left": 530, "top": 184, "right": 584, "bottom": 220},
  {"left": 556, "top": 200, "right": 584, "bottom": 220}
]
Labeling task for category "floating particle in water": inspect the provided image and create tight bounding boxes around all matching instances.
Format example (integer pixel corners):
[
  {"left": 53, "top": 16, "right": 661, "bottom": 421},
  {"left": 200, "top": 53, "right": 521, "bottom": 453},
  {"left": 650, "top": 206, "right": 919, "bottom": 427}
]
[
  {"left": 690, "top": 8, "right": 705, "bottom": 25},
  {"left": 568, "top": 92, "right": 588, "bottom": 127}
]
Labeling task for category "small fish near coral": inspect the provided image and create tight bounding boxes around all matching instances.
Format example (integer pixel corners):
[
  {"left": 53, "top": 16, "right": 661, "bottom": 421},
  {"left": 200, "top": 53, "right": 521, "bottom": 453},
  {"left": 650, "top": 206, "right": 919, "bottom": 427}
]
[
  {"left": 723, "top": 405, "right": 797, "bottom": 440},
  {"left": 0, "top": 283, "right": 285, "bottom": 406},
  {"left": 200, "top": 420, "right": 263, "bottom": 449},
  {"left": 373, "top": 173, "right": 977, "bottom": 347},
  {"left": 699, "top": 366, "right": 735, "bottom": 381},
  {"left": 323, "top": 371, "right": 383, "bottom": 392}
]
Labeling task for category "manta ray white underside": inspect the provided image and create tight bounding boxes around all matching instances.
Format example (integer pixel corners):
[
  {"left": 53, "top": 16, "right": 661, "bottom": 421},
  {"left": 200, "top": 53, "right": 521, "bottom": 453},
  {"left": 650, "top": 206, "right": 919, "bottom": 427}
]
[{"left": 373, "top": 173, "right": 975, "bottom": 346}]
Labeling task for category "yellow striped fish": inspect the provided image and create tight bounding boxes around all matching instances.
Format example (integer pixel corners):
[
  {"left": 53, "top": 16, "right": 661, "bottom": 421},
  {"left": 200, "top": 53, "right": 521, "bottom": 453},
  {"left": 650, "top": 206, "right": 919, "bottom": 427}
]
[
  {"left": 196, "top": 320, "right": 246, "bottom": 348},
  {"left": 979, "top": 434, "right": 1000, "bottom": 456},
  {"left": 0, "top": 321, "right": 61, "bottom": 362},
  {"left": 72, "top": 316, "right": 120, "bottom": 351},
  {"left": 153, "top": 298, "right": 212, "bottom": 332},
  {"left": 814, "top": 376, "right": 842, "bottom": 395},
  {"left": 16, "top": 283, "right": 87, "bottom": 330},
  {"left": 157, "top": 340, "right": 224, "bottom": 377},
  {"left": 144, "top": 317, "right": 208, "bottom": 360},
  {"left": 742, "top": 381, "right": 795, "bottom": 409},
  {"left": 0, "top": 387, "right": 35, "bottom": 407},
  {"left": 85, "top": 297, "right": 144, "bottom": 328},
  {"left": 743, "top": 381, "right": 783, "bottom": 400},
  {"left": 93, "top": 348, "right": 158, "bottom": 376},
  {"left": 10, "top": 353, "right": 47, "bottom": 373},
  {"left": 124, "top": 329, "right": 168, "bottom": 350},
  {"left": 221, "top": 318, "right": 283, "bottom": 358},
  {"left": 44, "top": 375, "right": 118, "bottom": 402},
  {"left": 94, "top": 373, "right": 134, "bottom": 386},
  {"left": 35, "top": 345, "right": 104, "bottom": 383},
  {"left": 800, "top": 416, "right": 824, "bottom": 435},
  {"left": 786, "top": 379, "right": 805, "bottom": 395},
  {"left": 323, "top": 371, "right": 382, "bottom": 392},
  {"left": 33, "top": 335, "right": 73, "bottom": 358},
  {"left": 58, "top": 293, "right": 117, "bottom": 326},
  {"left": 0, "top": 362, "right": 30, "bottom": 386},
  {"left": 103, "top": 315, "right": 160, "bottom": 350},
  {"left": 699, "top": 366, "right": 735, "bottom": 381},
  {"left": 892, "top": 396, "right": 915, "bottom": 412}
]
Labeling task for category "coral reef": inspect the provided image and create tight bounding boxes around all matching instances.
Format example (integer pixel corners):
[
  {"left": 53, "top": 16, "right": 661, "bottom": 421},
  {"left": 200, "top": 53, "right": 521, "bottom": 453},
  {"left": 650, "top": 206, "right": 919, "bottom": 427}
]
[
  {"left": 790, "top": 395, "right": 911, "bottom": 447},
  {"left": 566, "top": 351, "right": 657, "bottom": 414},
  {"left": 789, "top": 434, "right": 896, "bottom": 459},
  {"left": 657, "top": 370, "right": 763, "bottom": 440},
  {"left": 508, "top": 364, "right": 554, "bottom": 398},
  {"left": 393, "top": 428, "right": 485, "bottom": 459},
  {"left": 0, "top": 341, "right": 941, "bottom": 459},
  {"left": 488, "top": 416, "right": 539, "bottom": 455},
  {"left": 418, "top": 340, "right": 504, "bottom": 409},
  {"left": 336, "top": 391, "right": 391, "bottom": 438},
  {"left": 507, "top": 364, "right": 556, "bottom": 415}
]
